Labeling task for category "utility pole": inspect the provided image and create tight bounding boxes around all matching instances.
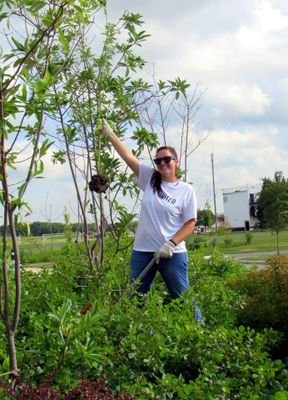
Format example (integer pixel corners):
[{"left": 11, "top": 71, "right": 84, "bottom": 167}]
[{"left": 211, "top": 153, "right": 218, "bottom": 231}]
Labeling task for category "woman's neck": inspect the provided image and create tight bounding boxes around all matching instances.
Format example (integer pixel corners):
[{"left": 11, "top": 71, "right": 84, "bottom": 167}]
[{"left": 162, "top": 177, "right": 178, "bottom": 183}]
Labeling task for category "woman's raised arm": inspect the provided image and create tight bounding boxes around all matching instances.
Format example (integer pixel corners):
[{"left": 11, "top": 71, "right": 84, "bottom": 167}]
[{"left": 101, "top": 120, "right": 139, "bottom": 177}]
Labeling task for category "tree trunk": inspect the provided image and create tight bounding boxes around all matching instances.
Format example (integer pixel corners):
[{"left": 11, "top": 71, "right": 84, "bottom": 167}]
[
  {"left": 6, "top": 329, "right": 19, "bottom": 378},
  {"left": 276, "top": 231, "right": 280, "bottom": 255}
]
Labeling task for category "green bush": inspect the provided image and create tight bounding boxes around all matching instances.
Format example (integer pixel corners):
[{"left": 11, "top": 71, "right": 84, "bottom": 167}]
[
  {"left": 229, "top": 256, "right": 288, "bottom": 334},
  {"left": 1, "top": 244, "right": 288, "bottom": 399},
  {"left": 224, "top": 237, "right": 233, "bottom": 247},
  {"left": 209, "top": 237, "right": 217, "bottom": 247},
  {"left": 188, "top": 251, "right": 249, "bottom": 329},
  {"left": 216, "top": 226, "right": 231, "bottom": 235},
  {"left": 245, "top": 231, "right": 253, "bottom": 245},
  {"left": 188, "top": 235, "right": 206, "bottom": 250}
]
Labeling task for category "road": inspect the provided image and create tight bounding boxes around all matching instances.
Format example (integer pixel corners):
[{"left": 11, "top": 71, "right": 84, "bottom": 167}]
[
  {"left": 226, "top": 250, "right": 288, "bottom": 259},
  {"left": 226, "top": 250, "right": 288, "bottom": 268}
]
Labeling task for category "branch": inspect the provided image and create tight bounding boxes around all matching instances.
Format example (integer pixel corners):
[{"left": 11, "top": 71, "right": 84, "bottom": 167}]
[
  {"left": 2, "top": 2, "right": 67, "bottom": 93},
  {"left": 54, "top": 93, "right": 95, "bottom": 271}
]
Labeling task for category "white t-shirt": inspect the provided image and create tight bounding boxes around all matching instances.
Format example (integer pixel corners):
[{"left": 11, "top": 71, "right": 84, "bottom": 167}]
[{"left": 133, "top": 163, "right": 197, "bottom": 252}]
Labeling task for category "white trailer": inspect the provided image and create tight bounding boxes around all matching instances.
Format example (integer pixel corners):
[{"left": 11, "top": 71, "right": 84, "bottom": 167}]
[{"left": 222, "top": 185, "right": 260, "bottom": 230}]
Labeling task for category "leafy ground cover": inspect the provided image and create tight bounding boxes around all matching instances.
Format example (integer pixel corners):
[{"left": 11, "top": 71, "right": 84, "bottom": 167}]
[{"left": 0, "top": 241, "right": 288, "bottom": 399}]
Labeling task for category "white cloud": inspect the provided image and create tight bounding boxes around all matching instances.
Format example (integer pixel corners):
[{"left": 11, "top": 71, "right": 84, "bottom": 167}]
[
  {"left": 252, "top": 0, "right": 288, "bottom": 32},
  {"left": 185, "top": 124, "right": 287, "bottom": 212},
  {"left": 138, "top": 0, "right": 288, "bottom": 88},
  {"left": 209, "top": 84, "right": 272, "bottom": 118}
]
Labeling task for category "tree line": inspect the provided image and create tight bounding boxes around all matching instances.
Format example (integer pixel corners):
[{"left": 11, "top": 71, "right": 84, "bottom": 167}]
[
  {"left": 1, "top": 208, "right": 214, "bottom": 237},
  {"left": 0, "top": 209, "right": 213, "bottom": 237},
  {"left": 0, "top": 221, "right": 96, "bottom": 237}
]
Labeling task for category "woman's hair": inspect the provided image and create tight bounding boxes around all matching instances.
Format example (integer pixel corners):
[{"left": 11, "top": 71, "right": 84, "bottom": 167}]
[{"left": 150, "top": 146, "right": 178, "bottom": 195}]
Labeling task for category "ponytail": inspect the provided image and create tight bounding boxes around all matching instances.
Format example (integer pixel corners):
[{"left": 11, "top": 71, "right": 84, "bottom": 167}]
[{"left": 150, "top": 170, "right": 162, "bottom": 195}]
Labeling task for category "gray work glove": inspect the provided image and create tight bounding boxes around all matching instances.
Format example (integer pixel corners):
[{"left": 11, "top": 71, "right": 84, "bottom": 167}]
[{"left": 155, "top": 240, "right": 176, "bottom": 264}]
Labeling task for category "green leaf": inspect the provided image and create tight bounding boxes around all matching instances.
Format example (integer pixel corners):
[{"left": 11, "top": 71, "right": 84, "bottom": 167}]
[
  {"left": 65, "top": 126, "right": 78, "bottom": 144},
  {"left": 58, "top": 28, "right": 70, "bottom": 54},
  {"left": 33, "top": 160, "right": 44, "bottom": 177},
  {"left": 0, "top": 190, "right": 4, "bottom": 205},
  {"left": 0, "top": 12, "right": 8, "bottom": 22},
  {"left": 17, "top": 182, "right": 26, "bottom": 199},
  {"left": 11, "top": 197, "right": 32, "bottom": 211},
  {"left": 11, "top": 37, "right": 25, "bottom": 51},
  {"left": 0, "top": 118, "right": 15, "bottom": 132},
  {"left": 52, "top": 150, "right": 66, "bottom": 165},
  {"left": 28, "top": 1, "right": 46, "bottom": 13},
  {"left": 43, "top": 70, "right": 53, "bottom": 86},
  {"left": 35, "top": 79, "right": 46, "bottom": 95},
  {"left": 13, "top": 56, "right": 26, "bottom": 68},
  {"left": 21, "top": 84, "right": 27, "bottom": 101},
  {"left": 272, "top": 392, "right": 288, "bottom": 400},
  {"left": 39, "top": 139, "right": 54, "bottom": 157},
  {"left": 20, "top": 67, "right": 30, "bottom": 82},
  {"left": 42, "top": 10, "right": 54, "bottom": 27}
]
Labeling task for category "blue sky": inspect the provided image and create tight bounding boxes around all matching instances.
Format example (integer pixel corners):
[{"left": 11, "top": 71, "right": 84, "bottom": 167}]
[{"left": 2, "top": 0, "right": 288, "bottom": 222}]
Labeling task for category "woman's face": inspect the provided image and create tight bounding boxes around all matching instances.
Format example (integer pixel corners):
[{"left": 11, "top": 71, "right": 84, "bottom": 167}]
[{"left": 154, "top": 148, "right": 179, "bottom": 181}]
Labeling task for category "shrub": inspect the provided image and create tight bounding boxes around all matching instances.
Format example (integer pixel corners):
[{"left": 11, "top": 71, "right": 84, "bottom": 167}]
[
  {"left": 224, "top": 237, "right": 233, "bottom": 247},
  {"left": 228, "top": 255, "right": 288, "bottom": 357},
  {"left": 114, "top": 309, "right": 286, "bottom": 399},
  {"left": 209, "top": 237, "right": 217, "bottom": 247},
  {"left": 188, "top": 235, "right": 206, "bottom": 250},
  {"left": 64, "top": 379, "right": 134, "bottom": 399},
  {"left": 217, "top": 225, "right": 232, "bottom": 235},
  {"left": 2, "top": 242, "right": 288, "bottom": 399},
  {"left": 245, "top": 231, "right": 253, "bottom": 245},
  {"left": 0, "top": 382, "right": 60, "bottom": 400},
  {"left": 267, "top": 255, "right": 288, "bottom": 269},
  {"left": 0, "top": 380, "right": 134, "bottom": 400},
  {"left": 189, "top": 251, "right": 248, "bottom": 327},
  {"left": 229, "top": 256, "right": 288, "bottom": 330}
]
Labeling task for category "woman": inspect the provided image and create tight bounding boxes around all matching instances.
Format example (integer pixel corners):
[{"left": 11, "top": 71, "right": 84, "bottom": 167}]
[{"left": 101, "top": 120, "right": 197, "bottom": 298}]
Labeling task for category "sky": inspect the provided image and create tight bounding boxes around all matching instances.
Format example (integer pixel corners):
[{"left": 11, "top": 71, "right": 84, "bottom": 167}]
[{"left": 2, "top": 0, "right": 288, "bottom": 222}]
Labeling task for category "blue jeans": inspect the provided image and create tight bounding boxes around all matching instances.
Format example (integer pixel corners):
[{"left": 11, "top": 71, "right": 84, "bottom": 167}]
[
  {"left": 130, "top": 250, "right": 204, "bottom": 324},
  {"left": 130, "top": 250, "right": 189, "bottom": 298}
]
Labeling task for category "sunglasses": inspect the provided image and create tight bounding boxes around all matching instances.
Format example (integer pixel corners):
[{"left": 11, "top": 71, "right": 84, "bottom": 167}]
[{"left": 153, "top": 156, "right": 176, "bottom": 165}]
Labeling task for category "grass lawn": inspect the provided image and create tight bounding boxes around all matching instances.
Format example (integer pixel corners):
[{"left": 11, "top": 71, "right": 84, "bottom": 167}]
[
  {"left": 2, "top": 230, "right": 288, "bottom": 268},
  {"left": 188, "top": 229, "right": 288, "bottom": 255},
  {"left": 223, "top": 230, "right": 287, "bottom": 252}
]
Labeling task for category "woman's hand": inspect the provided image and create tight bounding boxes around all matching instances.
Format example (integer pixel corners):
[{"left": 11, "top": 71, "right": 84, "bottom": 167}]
[
  {"left": 102, "top": 119, "right": 114, "bottom": 136},
  {"left": 155, "top": 240, "right": 176, "bottom": 264},
  {"left": 97, "top": 119, "right": 113, "bottom": 136}
]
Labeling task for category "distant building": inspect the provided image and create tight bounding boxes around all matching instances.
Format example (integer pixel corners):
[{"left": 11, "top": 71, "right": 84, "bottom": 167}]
[{"left": 222, "top": 185, "right": 261, "bottom": 230}]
